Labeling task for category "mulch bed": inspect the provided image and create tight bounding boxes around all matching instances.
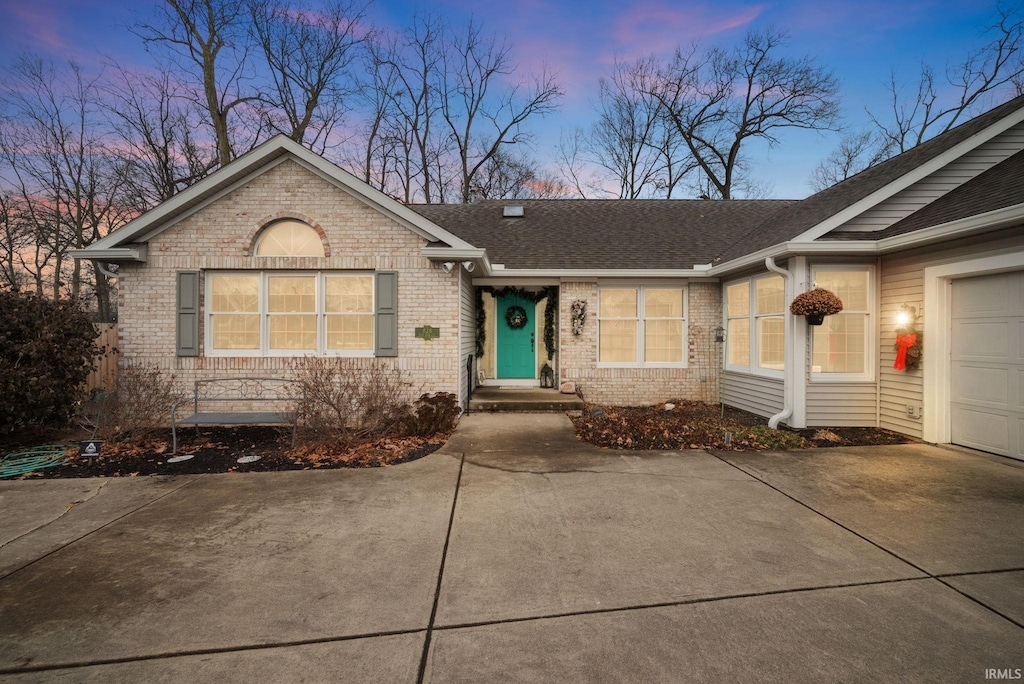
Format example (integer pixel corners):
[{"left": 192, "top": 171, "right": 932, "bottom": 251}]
[
  {"left": 572, "top": 400, "right": 915, "bottom": 451},
  {"left": 1, "top": 426, "right": 448, "bottom": 479}
]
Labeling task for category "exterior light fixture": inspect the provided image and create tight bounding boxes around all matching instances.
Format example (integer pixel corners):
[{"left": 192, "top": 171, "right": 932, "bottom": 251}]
[{"left": 441, "top": 262, "right": 455, "bottom": 273}]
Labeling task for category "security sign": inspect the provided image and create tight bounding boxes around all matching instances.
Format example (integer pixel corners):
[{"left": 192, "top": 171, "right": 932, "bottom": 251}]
[{"left": 80, "top": 440, "right": 103, "bottom": 458}]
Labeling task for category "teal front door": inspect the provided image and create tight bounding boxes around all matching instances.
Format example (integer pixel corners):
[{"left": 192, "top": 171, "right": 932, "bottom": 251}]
[{"left": 496, "top": 293, "right": 536, "bottom": 378}]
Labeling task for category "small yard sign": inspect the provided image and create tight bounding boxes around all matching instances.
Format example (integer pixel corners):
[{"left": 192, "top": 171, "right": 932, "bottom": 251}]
[
  {"left": 79, "top": 440, "right": 103, "bottom": 459},
  {"left": 415, "top": 325, "right": 440, "bottom": 341}
]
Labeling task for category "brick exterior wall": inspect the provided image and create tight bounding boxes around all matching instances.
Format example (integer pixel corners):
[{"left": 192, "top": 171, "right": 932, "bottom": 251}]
[
  {"left": 557, "top": 280, "right": 722, "bottom": 405},
  {"left": 117, "top": 159, "right": 461, "bottom": 404}
]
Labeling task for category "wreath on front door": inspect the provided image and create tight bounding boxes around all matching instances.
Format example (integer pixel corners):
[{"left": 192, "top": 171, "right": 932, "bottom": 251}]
[{"left": 505, "top": 305, "right": 529, "bottom": 329}]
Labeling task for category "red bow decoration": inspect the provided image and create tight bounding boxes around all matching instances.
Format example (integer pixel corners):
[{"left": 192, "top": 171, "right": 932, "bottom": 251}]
[{"left": 894, "top": 333, "right": 917, "bottom": 371}]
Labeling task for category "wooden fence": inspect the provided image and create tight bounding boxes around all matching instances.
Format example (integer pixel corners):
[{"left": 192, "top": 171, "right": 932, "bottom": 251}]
[{"left": 85, "top": 323, "right": 118, "bottom": 392}]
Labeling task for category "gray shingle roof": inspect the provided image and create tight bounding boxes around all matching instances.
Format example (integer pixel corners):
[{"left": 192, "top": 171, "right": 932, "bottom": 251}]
[
  {"left": 865, "top": 147, "right": 1024, "bottom": 238},
  {"left": 409, "top": 199, "right": 796, "bottom": 269},
  {"left": 712, "top": 92, "right": 1024, "bottom": 263}
]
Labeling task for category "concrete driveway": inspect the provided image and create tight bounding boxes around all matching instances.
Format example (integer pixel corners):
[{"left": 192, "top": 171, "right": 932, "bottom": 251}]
[{"left": 1, "top": 414, "right": 1022, "bottom": 682}]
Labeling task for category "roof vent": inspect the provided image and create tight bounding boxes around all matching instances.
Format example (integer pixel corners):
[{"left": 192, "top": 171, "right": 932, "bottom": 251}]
[{"left": 502, "top": 205, "right": 524, "bottom": 218}]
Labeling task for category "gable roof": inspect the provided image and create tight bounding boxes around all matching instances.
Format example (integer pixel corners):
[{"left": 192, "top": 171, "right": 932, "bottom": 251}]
[
  {"left": 712, "top": 92, "right": 1024, "bottom": 264},
  {"left": 410, "top": 199, "right": 796, "bottom": 270},
  {"left": 76, "top": 135, "right": 475, "bottom": 259},
  {"left": 863, "top": 147, "right": 1024, "bottom": 239}
]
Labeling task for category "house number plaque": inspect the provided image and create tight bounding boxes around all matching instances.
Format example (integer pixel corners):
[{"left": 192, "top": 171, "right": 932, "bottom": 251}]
[{"left": 415, "top": 325, "right": 440, "bottom": 341}]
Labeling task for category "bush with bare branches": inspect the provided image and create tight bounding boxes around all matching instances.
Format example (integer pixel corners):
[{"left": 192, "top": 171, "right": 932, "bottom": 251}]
[
  {"left": 291, "top": 357, "right": 410, "bottom": 446},
  {"left": 81, "top": 364, "right": 185, "bottom": 444}
]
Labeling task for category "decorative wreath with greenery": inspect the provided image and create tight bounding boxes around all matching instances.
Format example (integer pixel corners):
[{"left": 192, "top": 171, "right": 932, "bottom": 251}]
[
  {"left": 505, "top": 305, "right": 529, "bottom": 329},
  {"left": 475, "top": 286, "right": 558, "bottom": 359}
]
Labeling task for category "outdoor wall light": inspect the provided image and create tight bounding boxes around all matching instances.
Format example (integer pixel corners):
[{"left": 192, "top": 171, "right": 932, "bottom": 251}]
[
  {"left": 462, "top": 261, "right": 476, "bottom": 272},
  {"left": 441, "top": 261, "right": 455, "bottom": 273},
  {"left": 895, "top": 304, "right": 916, "bottom": 328}
]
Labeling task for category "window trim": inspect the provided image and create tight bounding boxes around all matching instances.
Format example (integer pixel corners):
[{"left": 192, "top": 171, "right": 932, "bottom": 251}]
[
  {"left": 596, "top": 285, "right": 689, "bottom": 368},
  {"left": 809, "top": 264, "right": 875, "bottom": 383},
  {"left": 724, "top": 273, "right": 785, "bottom": 379},
  {"left": 205, "top": 270, "right": 375, "bottom": 358}
]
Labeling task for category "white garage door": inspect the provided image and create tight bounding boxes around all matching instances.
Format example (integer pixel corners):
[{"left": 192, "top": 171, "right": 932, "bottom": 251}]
[{"left": 950, "top": 270, "right": 1024, "bottom": 460}]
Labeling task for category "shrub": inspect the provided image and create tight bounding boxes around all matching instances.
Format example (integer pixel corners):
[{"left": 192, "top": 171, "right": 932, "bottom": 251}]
[
  {"left": 81, "top": 365, "right": 185, "bottom": 443},
  {"left": 291, "top": 358, "right": 410, "bottom": 446},
  {"left": 405, "top": 392, "right": 461, "bottom": 436},
  {"left": 0, "top": 291, "right": 101, "bottom": 434}
]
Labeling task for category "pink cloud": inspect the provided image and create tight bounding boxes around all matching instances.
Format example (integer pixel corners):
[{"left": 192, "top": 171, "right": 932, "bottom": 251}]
[
  {"left": 610, "top": 2, "right": 767, "bottom": 59},
  {"left": 5, "top": 2, "right": 68, "bottom": 52}
]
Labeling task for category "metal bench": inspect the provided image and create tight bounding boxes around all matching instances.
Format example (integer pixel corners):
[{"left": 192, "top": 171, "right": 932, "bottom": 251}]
[{"left": 171, "top": 378, "right": 299, "bottom": 455}]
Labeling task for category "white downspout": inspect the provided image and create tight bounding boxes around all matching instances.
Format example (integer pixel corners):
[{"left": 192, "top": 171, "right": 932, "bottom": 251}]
[{"left": 765, "top": 256, "right": 792, "bottom": 429}]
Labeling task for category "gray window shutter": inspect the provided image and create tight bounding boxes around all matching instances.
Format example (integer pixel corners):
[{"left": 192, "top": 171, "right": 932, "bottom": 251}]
[
  {"left": 375, "top": 271, "right": 398, "bottom": 357},
  {"left": 176, "top": 271, "right": 200, "bottom": 357}
]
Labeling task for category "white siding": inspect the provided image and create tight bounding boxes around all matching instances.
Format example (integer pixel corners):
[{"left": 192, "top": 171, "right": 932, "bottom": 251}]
[
  {"left": 458, "top": 268, "right": 476, "bottom": 407},
  {"left": 806, "top": 382, "right": 877, "bottom": 427},
  {"left": 878, "top": 227, "right": 1024, "bottom": 438},
  {"left": 879, "top": 258, "right": 925, "bottom": 437},
  {"left": 722, "top": 372, "right": 784, "bottom": 419},
  {"left": 835, "top": 122, "right": 1024, "bottom": 232}
]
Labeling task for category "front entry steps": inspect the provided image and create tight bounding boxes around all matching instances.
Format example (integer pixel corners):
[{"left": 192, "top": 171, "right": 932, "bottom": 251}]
[{"left": 468, "top": 386, "right": 584, "bottom": 412}]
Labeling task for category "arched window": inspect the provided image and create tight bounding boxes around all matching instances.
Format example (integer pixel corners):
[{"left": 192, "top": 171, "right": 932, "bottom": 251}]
[{"left": 255, "top": 220, "right": 325, "bottom": 257}]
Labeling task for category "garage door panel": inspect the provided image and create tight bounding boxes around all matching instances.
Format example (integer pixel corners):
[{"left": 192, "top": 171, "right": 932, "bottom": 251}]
[
  {"left": 952, "top": 365, "right": 1008, "bottom": 406},
  {"left": 951, "top": 321, "right": 1009, "bottom": 359},
  {"left": 951, "top": 271, "right": 1024, "bottom": 460},
  {"left": 952, "top": 406, "right": 1010, "bottom": 453},
  {"left": 951, "top": 274, "right": 1009, "bottom": 316}
]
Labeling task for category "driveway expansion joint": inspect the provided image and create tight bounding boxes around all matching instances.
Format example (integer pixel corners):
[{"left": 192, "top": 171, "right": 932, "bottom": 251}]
[
  {"left": 417, "top": 453, "right": 465, "bottom": 684},
  {"left": 0, "top": 476, "right": 198, "bottom": 584},
  {"left": 0, "top": 479, "right": 111, "bottom": 552},
  {"left": 431, "top": 576, "right": 931, "bottom": 633},
  {"left": 709, "top": 450, "right": 1024, "bottom": 631},
  {"left": 0, "top": 627, "right": 429, "bottom": 675}
]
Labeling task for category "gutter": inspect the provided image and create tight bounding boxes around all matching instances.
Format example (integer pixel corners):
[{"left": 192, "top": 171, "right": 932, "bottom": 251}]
[{"left": 764, "top": 256, "right": 793, "bottom": 429}]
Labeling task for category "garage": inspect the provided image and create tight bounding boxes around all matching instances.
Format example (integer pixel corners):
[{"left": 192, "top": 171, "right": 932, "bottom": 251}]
[{"left": 950, "top": 270, "right": 1024, "bottom": 459}]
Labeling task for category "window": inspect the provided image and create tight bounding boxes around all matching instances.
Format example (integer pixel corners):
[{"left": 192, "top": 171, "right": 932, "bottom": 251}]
[
  {"left": 207, "top": 272, "right": 374, "bottom": 356},
  {"left": 598, "top": 286, "right": 686, "bottom": 365},
  {"left": 255, "top": 220, "right": 325, "bottom": 257},
  {"left": 811, "top": 267, "right": 872, "bottom": 378},
  {"left": 725, "top": 274, "right": 785, "bottom": 374}
]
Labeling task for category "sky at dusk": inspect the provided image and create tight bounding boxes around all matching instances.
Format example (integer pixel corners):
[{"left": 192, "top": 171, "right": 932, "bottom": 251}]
[{"left": 0, "top": 0, "right": 1009, "bottom": 198}]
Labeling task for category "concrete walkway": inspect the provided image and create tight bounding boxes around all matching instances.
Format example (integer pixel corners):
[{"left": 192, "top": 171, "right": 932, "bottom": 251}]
[{"left": 1, "top": 414, "right": 1022, "bottom": 682}]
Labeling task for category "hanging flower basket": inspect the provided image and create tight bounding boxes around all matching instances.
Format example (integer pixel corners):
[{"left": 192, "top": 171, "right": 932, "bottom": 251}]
[{"left": 789, "top": 288, "right": 843, "bottom": 325}]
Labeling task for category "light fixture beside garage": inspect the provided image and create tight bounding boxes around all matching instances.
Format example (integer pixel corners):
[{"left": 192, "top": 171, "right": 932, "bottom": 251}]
[{"left": 894, "top": 304, "right": 921, "bottom": 372}]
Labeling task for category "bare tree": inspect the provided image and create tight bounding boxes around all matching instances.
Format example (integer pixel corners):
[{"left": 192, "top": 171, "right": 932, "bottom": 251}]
[
  {"left": 367, "top": 14, "right": 447, "bottom": 202},
  {"left": 104, "top": 64, "right": 216, "bottom": 208},
  {"left": 0, "top": 57, "right": 129, "bottom": 318},
  {"left": 554, "top": 128, "right": 610, "bottom": 198},
  {"left": 135, "top": 0, "right": 259, "bottom": 167},
  {"left": 809, "top": 131, "right": 893, "bottom": 191},
  {"left": 587, "top": 57, "right": 694, "bottom": 199},
  {"left": 650, "top": 28, "right": 840, "bottom": 199},
  {"left": 439, "top": 18, "right": 562, "bottom": 203},
  {"left": 250, "top": 0, "right": 371, "bottom": 152},
  {"left": 0, "top": 191, "right": 30, "bottom": 291},
  {"left": 870, "top": 3, "right": 1024, "bottom": 154}
]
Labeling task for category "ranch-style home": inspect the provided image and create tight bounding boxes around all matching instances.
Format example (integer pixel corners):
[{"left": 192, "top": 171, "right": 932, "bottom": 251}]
[{"left": 75, "top": 94, "right": 1024, "bottom": 461}]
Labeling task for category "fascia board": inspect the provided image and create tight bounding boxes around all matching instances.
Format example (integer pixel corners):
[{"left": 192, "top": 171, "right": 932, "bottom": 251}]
[
  {"left": 69, "top": 246, "right": 146, "bottom": 261},
  {"left": 876, "top": 202, "right": 1024, "bottom": 252},
  {"left": 708, "top": 241, "right": 878, "bottom": 276},
  {"left": 789, "top": 106, "right": 1024, "bottom": 243},
  {"left": 483, "top": 268, "right": 711, "bottom": 278}
]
